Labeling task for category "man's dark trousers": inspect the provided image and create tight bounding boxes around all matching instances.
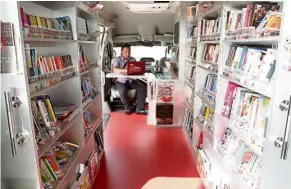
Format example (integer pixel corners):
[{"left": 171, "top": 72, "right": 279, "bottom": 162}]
[{"left": 115, "top": 80, "right": 146, "bottom": 111}]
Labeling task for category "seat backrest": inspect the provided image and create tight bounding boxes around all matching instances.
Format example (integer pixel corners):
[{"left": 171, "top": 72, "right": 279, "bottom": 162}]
[{"left": 140, "top": 57, "right": 155, "bottom": 63}]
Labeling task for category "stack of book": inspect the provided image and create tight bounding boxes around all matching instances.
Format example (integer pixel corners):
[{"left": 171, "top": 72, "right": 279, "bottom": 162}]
[
  {"left": 221, "top": 82, "right": 271, "bottom": 147},
  {"left": 183, "top": 108, "right": 194, "bottom": 138},
  {"left": 224, "top": 46, "right": 277, "bottom": 85},
  {"left": 219, "top": 128, "right": 262, "bottom": 188},
  {"left": 81, "top": 76, "right": 98, "bottom": 104},
  {"left": 20, "top": 7, "right": 73, "bottom": 39},
  {"left": 1, "top": 21, "right": 17, "bottom": 73},
  {"left": 200, "top": 18, "right": 221, "bottom": 41},
  {"left": 25, "top": 46, "right": 75, "bottom": 92},
  {"left": 225, "top": 3, "right": 281, "bottom": 39},
  {"left": 40, "top": 142, "right": 79, "bottom": 188},
  {"left": 31, "top": 95, "right": 77, "bottom": 148}
]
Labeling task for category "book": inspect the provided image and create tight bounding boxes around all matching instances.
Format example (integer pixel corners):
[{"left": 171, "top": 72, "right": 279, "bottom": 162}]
[
  {"left": 156, "top": 103, "right": 174, "bottom": 125},
  {"left": 87, "top": 150, "right": 98, "bottom": 185},
  {"left": 156, "top": 82, "right": 174, "bottom": 103},
  {"left": 41, "top": 150, "right": 64, "bottom": 179},
  {"left": 221, "top": 82, "right": 240, "bottom": 118},
  {"left": 253, "top": 3, "right": 280, "bottom": 28}
]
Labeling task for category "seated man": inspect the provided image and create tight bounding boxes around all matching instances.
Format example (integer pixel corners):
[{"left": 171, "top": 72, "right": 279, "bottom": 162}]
[{"left": 113, "top": 43, "right": 147, "bottom": 115}]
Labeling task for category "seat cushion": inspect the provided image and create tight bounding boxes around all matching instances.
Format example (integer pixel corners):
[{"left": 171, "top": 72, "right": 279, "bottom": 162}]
[{"left": 110, "top": 85, "right": 136, "bottom": 100}]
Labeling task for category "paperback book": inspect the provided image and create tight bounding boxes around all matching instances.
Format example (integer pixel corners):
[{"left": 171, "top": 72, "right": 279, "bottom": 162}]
[
  {"left": 156, "top": 103, "right": 174, "bottom": 125},
  {"left": 156, "top": 82, "right": 174, "bottom": 103}
]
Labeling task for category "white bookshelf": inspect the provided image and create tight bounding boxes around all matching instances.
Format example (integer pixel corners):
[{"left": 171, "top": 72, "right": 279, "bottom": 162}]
[
  {"left": 1, "top": 1, "right": 104, "bottom": 189},
  {"left": 182, "top": 1, "right": 290, "bottom": 189}
]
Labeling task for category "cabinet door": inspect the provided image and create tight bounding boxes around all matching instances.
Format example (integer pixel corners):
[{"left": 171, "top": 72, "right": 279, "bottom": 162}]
[
  {"left": 1, "top": 75, "right": 40, "bottom": 189},
  {"left": 1, "top": 2, "right": 40, "bottom": 188},
  {"left": 260, "top": 1, "right": 291, "bottom": 189}
]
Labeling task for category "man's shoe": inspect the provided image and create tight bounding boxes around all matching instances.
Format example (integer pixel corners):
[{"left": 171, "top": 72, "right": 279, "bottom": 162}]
[
  {"left": 136, "top": 109, "right": 148, "bottom": 115},
  {"left": 125, "top": 109, "right": 133, "bottom": 115}
]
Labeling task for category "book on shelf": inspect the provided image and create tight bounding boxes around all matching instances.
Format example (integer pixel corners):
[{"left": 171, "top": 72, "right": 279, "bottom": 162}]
[
  {"left": 52, "top": 141, "right": 79, "bottom": 165},
  {"left": 225, "top": 2, "right": 281, "bottom": 36},
  {"left": 94, "top": 130, "right": 104, "bottom": 153},
  {"left": 54, "top": 104, "right": 78, "bottom": 122},
  {"left": 198, "top": 103, "right": 215, "bottom": 125},
  {"left": 31, "top": 95, "right": 78, "bottom": 148},
  {"left": 202, "top": 44, "right": 220, "bottom": 64},
  {"left": 187, "top": 5, "right": 197, "bottom": 18},
  {"left": 39, "top": 141, "right": 79, "bottom": 188},
  {"left": 190, "top": 46, "right": 196, "bottom": 58},
  {"left": 222, "top": 83, "right": 271, "bottom": 145},
  {"left": 79, "top": 44, "right": 88, "bottom": 68},
  {"left": 200, "top": 17, "right": 221, "bottom": 35},
  {"left": 196, "top": 149, "right": 212, "bottom": 181},
  {"left": 20, "top": 7, "right": 73, "bottom": 39},
  {"left": 77, "top": 17, "right": 88, "bottom": 33},
  {"left": 1, "top": 21, "right": 18, "bottom": 73},
  {"left": 221, "top": 82, "right": 240, "bottom": 118},
  {"left": 156, "top": 103, "right": 174, "bottom": 125},
  {"left": 224, "top": 45, "right": 277, "bottom": 84},
  {"left": 70, "top": 166, "right": 91, "bottom": 189},
  {"left": 187, "top": 25, "right": 198, "bottom": 39},
  {"left": 219, "top": 128, "right": 263, "bottom": 187},
  {"left": 156, "top": 82, "right": 174, "bottom": 103},
  {"left": 203, "top": 74, "right": 217, "bottom": 99},
  {"left": 81, "top": 76, "right": 98, "bottom": 103},
  {"left": 25, "top": 45, "right": 75, "bottom": 81},
  {"left": 87, "top": 150, "right": 99, "bottom": 186},
  {"left": 183, "top": 109, "right": 193, "bottom": 138}
]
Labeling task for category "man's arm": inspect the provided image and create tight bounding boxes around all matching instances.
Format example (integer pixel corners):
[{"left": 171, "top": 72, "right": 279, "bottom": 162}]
[{"left": 112, "top": 57, "right": 127, "bottom": 74}]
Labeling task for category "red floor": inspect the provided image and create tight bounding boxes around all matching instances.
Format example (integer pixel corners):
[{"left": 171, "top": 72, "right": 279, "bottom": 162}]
[{"left": 94, "top": 112, "right": 203, "bottom": 189}]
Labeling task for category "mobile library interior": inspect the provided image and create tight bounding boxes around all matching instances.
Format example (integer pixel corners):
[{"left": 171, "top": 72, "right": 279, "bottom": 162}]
[{"left": 1, "top": 1, "right": 291, "bottom": 189}]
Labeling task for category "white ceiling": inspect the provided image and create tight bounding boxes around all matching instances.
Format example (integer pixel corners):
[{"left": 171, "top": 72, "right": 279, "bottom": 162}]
[{"left": 99, "top": 1, "right": 179, "bottom": 36}]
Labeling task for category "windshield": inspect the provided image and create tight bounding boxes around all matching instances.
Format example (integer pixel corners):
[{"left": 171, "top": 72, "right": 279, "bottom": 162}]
[{"left": 114, "top": 46, "right": 167, "bottom": 62}]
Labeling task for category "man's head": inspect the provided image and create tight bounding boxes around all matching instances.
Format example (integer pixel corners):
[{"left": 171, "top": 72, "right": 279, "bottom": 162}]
[{"left": 121, "top": 43, "right": 131, "bottom": 60}]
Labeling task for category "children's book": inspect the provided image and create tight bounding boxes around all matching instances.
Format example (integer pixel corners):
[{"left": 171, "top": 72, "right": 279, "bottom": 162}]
[
  {"left": 156, "top": 82, "right": 174, "bottom": 103},
  {"left": 156, "top": 103, "right": 174, "bottom": 125}
]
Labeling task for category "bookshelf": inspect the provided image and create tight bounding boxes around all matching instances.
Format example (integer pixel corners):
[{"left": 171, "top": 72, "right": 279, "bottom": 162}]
[
  {"left": 1, "top": 1, "right": 104, "bottom": 189},
  {"left": 182, "top": 1, "right": 289, "bottom": 189}
]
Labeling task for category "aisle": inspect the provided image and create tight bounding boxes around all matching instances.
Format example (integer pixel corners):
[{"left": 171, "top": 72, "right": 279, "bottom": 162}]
[{"left": 93, "top": 112, "right": 203, "bottom": 189}]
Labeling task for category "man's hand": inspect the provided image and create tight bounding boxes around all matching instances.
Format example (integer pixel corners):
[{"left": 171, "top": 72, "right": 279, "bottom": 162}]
[
  {"left": 113, "top": 67, "right": 127, "bottom": 75},
  {"left": 120, "top": 69, "right": 127, "bottom": 75}
]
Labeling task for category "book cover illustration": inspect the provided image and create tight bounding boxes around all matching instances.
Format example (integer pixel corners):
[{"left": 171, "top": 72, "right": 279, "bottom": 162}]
[
  {"left": 156, "top": 103, "right": 174, "bottom": 125},
  {"left": 156, "top": 82, "right": 174, "bottom": 103}
]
